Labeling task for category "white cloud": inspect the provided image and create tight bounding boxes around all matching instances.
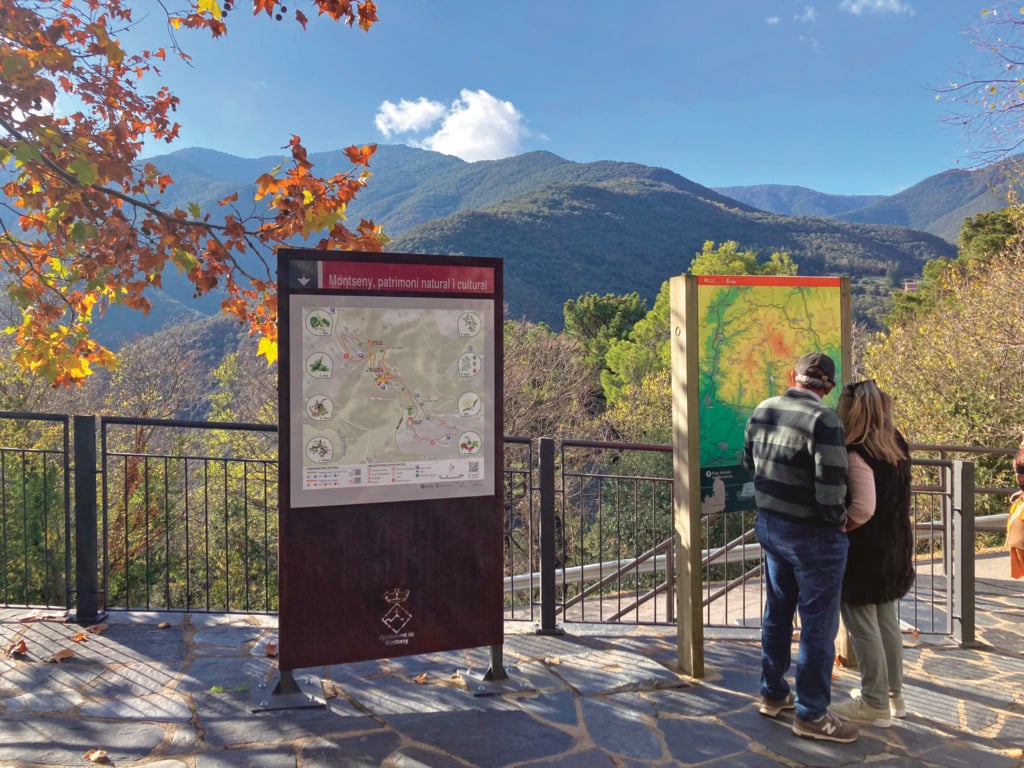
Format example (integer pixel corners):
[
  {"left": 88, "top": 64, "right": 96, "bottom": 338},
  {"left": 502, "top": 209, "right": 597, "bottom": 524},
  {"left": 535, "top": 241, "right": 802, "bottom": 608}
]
[
  {"left": 839, "top": 0, "right": 914, "bottom": 15},
  {"left": 376, "top": 89, "right": 527, "bottom": 162},
  {"left": 794, "top": 6, "right": 818, "bottom": 23},
  {"left": 766, "top": 16, "right": 781, "bottom": 24},
  {"left": 375, "top": 97, "right": 448, "bottom": 138}
]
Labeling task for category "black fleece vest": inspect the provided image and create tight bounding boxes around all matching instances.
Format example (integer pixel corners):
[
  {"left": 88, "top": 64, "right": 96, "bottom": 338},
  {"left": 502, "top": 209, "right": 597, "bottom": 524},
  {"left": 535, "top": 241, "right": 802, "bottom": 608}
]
[{"left": 842, "top": 435, "right": 916, "bottom": 605}]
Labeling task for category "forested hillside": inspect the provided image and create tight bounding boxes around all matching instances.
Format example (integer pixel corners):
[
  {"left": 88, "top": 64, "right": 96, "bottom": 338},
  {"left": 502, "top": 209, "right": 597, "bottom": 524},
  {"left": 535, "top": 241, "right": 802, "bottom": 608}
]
[
  {"left": 718, "top": 157, "right": 1021, "bottom": 244},
  {"left": 121, "top": 145, "right": 959, "bottom": 336}
]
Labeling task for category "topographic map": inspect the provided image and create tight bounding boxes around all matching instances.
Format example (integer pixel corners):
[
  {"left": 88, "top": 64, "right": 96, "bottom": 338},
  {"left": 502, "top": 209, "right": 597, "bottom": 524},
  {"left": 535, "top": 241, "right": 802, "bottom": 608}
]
[
  {"left": 291, "top": 295, "right": 494, "bottom": 507},
  {"left": 695, "top": 278, "right": 844, "bottom": 514}
]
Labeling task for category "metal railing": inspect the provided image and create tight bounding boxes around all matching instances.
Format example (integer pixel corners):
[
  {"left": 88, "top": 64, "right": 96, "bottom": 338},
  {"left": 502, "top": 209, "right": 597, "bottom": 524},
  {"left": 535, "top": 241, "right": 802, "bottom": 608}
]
[{"left": 0, "top": 413, "right": 987, "bottom": 646}]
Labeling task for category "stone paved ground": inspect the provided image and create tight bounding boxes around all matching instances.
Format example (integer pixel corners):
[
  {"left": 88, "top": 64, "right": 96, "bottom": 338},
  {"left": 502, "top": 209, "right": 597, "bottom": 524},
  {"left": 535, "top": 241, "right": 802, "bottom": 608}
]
[{"left": 1, "top": 561, "right": 1023, "bottom": 768}]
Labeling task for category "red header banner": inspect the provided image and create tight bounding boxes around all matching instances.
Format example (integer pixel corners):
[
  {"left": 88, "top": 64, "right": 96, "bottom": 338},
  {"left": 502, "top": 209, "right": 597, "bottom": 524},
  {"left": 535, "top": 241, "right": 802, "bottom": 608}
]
[{"left": 322, "top": 261, "right": 495, "bottom": 295}]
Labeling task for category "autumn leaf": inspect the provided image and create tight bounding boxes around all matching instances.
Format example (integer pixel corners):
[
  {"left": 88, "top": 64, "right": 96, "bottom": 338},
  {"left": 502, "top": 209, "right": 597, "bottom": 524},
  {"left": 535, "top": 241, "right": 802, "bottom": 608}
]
[
  {"left": 344, "top": 144, "right": 377, "bottom": 166},
  {"left": 2, "top": 639, "right": 28, "bottom": 658},
  {"left": 83, "top": 749, "right": 109, "bottom": 764},
  {"left": 158, "top": 622, "right": 171, "bottom": 629},
  {"left": 71, "top": 632, "right": 89, "bottom": 643},
  {"left": 48, "top": 649, "right": 74, "bottom": 663},
  {"left": 413, "top": 673, "right": 429, "bottom": 684},
  {"left": 265, "top": 643, "right": 278, "bottom": 658},
  {"left": 86, "top": 623, "right": 109, "bottom": 635}
]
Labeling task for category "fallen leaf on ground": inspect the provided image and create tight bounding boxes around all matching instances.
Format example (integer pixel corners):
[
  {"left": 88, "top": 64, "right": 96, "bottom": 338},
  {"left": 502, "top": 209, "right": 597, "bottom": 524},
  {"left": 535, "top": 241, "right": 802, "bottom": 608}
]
[
  {"left": 83, "top": 748, "right": 109, "bottom": 763},
  {"left": 2, "top": 639, "right": 28, "bottom": 658},
  {"left": 157, "top": 622, "right": 171, "bottom": 629},
  {"left": 48, "top": 649, "right": 74, "bottom": 663},
  {"left": 544, "top": 656, "right": 561, "bottom": 665},
  {"left": 86, "top": 623, "right": 109, "bottom": 635},
  {"left": 71, "top": 632, "right": 89, "bottom": 643},
  {"left": 264, "top": 643, "right": 278, "bottom": 657},
  {"left": 413, "top": 673, "right": 429, "bottom": 684}
]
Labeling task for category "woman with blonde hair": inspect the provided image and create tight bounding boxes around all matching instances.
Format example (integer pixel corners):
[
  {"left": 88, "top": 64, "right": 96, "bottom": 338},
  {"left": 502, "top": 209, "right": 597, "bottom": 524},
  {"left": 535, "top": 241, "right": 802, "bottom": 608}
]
[{"left": 832, "top": 380, "right": 915, "bottom": 728}]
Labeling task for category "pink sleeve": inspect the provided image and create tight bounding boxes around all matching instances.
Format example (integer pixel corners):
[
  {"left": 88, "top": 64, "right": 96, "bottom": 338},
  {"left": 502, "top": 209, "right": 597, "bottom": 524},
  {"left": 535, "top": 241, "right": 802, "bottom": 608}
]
[{"left": 846, "top": 451, "right": 876, "bottom": 526}]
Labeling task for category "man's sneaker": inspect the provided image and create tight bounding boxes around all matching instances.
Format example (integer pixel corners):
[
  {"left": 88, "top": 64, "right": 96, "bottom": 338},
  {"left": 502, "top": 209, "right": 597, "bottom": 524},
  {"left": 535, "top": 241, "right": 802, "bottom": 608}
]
[
  {"left": 758, "top": 691, "right": 796, "bottom": 717},
  {"left": 832, "top": 698, "right": 892, "bottom": 728},
  {"left": 792, "top": 710, "right": 860, "bottom": 743},
  {"left": 851, "top": 688, "right": 906, "bottom": 718}
]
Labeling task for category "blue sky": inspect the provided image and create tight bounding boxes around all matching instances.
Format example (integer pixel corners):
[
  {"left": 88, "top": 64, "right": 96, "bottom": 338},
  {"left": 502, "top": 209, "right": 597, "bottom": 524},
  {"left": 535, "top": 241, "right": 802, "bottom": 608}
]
[{"left": 135, "top": 1, "right": 992, "bottom": 196}]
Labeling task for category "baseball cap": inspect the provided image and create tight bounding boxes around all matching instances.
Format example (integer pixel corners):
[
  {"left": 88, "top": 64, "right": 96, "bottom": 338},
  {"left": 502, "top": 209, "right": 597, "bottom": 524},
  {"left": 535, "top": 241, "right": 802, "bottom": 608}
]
[{"left": 794, "top": 352, "right": 836, "bottom": 388}]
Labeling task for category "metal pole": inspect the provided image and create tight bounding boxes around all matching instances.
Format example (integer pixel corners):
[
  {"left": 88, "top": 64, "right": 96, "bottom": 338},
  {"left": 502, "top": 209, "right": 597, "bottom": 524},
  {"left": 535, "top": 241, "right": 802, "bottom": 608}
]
[
  {"left": 72, "top": 415, "right": 103, "bottom": 625},
  {"left": 537, "top": 437, "right": 561, "bottom": 635},
  {"left": 953, "top": 460, "right": 977, "bottom": 647}
]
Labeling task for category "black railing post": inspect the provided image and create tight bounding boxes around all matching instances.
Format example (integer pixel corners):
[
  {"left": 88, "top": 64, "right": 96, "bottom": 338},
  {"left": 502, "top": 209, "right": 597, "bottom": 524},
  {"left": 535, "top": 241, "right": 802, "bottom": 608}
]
[
  {"left": 952, "top": 460, "right": 977, "bottom": 647},
  {"left": 72, "top": 415, "right": 103, "bottom": 625},
  {"left": 537, "top": 437, "right": 561, "bottom": 635}
]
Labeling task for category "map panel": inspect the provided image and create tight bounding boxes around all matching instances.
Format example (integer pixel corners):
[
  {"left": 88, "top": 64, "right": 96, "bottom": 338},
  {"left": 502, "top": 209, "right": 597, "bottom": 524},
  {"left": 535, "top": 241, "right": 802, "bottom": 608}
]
[
  {"left": 696, "top": 277, "right": 844, "bottom": 514},
  {"left": 290, "top": 294, "right": 495, "bottom": 507}
]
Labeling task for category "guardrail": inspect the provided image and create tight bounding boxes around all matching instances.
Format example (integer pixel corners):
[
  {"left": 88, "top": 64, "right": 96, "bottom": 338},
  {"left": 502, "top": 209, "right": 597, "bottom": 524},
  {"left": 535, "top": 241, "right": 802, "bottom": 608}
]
[{"left": 0, "top": 414, "right": 989, "bottom": 646}]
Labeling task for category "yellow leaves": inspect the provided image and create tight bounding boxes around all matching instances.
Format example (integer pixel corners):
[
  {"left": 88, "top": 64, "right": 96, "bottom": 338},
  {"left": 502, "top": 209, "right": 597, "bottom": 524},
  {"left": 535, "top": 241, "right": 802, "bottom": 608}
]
[
  {"left": 197, "top": 0, "right": 224, "bottom": 20},
  {"left": 258, "top": 336, "right": 278, "bottom": 365},
  {"left": 264, "top": 643, "right": 278, "bottom": 658},
  {"left": 83, "top": 749, "right": 109, "bottom": 764},
  {"left": 71, "top": 632, "right": 89, "bottom": 643}
]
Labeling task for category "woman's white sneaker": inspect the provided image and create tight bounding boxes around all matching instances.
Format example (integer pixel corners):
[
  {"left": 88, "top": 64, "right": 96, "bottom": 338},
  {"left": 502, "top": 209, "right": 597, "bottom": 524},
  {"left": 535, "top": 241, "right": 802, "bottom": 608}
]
[{"left": 832, "top": 698, "right": 892, "bottom": 728}]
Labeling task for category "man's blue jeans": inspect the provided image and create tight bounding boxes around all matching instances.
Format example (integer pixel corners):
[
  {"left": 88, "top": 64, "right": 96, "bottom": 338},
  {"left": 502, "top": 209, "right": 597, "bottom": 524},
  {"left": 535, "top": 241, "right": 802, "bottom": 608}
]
[{"left": 756, "top": 511, "right": 848, "bottom": 721}]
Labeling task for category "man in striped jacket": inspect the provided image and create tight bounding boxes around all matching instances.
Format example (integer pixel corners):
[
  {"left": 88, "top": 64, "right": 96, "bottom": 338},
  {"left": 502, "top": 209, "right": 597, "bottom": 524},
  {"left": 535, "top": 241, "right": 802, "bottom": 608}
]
[{"left": 742, "top": 352, "right": 855, "bottom": 743}]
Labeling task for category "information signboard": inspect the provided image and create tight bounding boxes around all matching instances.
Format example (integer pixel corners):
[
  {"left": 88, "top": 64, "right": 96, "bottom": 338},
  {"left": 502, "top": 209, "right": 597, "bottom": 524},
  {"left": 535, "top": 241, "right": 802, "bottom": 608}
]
[{"left": 277, "top": 249, "right": 504, "bottom": 671}]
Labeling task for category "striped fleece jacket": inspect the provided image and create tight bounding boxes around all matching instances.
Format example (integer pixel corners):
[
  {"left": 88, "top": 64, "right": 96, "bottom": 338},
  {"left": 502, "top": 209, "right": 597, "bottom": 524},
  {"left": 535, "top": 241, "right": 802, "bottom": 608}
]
[{"left": 742, "top": 387, "right": 848, "bottom": 528}]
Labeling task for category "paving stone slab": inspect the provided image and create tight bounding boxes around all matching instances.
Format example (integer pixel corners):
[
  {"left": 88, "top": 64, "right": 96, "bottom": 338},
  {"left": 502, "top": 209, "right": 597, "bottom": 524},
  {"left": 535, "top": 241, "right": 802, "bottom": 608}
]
[
  {"left": 342, "top": 670, "right": 518, "bottom": 716},
  {"left": 299, "top": 732, "right": 404, "bottom": 767},
  {"left": 389, "top": 746, "right": 475, "bottom": 768},
  {"left": 91, "top": 622, "right": 188, "bottom": 663},
  {"left": 548, "top": 647, "right": 684, "bottom": 695},
  {"left": 511, "top": 689, "right": 579, "bottom": 726},
  {"left": 580, "top": 697, "right": 662, "bottom": 761},
  {"left": 918, "top": 743, "right": 1023, "bottom": 768},
  {"left": 390, "top": 707, "right": 577, "bottom": 768},
  {"left": 539, "top": 748, "right": 620, "bottom": 768},
  {"left": 79, "top": 691, "right": 193, "bottom": 721},
  {"left": 658, "top": 717, "right": 750, "bottom": 763},
  {"left": 2, "top": 685, "right": 85, "bottom": 713},
  {"left": 178, "top": 655, "right": 275, "bottom": 693},
  {"left": 196, "top": 747, "right": 296, "bottom": 768},
  {"left": 89, "top": 661, "right": 181, "bottom": 697},
  {"left": 0, "top": 717, "right": 168, "bottom": 765},
  {"left": 0, "top": 659, "right": 105, "bottom": 692},
  {"left": 193, "top": 624, "right": 266, "bottom": 649},
  {"left": 643, "top": 684, "right": 750, "bottom": 718}
]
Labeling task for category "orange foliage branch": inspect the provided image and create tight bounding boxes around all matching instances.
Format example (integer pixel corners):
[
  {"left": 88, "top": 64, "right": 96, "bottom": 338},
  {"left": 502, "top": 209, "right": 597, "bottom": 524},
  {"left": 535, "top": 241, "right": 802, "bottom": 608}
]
[{"left": 0, "top": 0, "right": 385, "bottom": 385}]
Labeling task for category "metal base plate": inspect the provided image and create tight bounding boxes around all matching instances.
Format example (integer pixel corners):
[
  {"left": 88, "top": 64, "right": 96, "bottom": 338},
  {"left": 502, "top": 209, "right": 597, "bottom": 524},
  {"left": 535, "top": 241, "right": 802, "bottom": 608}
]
[
  {"left": 459, "top": 666, "right": 534, "bottom": 696},
  {"left": 250, "top": 672, "right": 327, "bottom": 711}
]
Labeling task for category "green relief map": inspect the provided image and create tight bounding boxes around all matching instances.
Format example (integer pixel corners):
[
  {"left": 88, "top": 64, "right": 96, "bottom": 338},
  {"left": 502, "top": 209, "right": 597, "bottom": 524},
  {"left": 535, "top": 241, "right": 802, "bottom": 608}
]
[{"left": 696, "top": 278, "right": 844, "bottom": 515}]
